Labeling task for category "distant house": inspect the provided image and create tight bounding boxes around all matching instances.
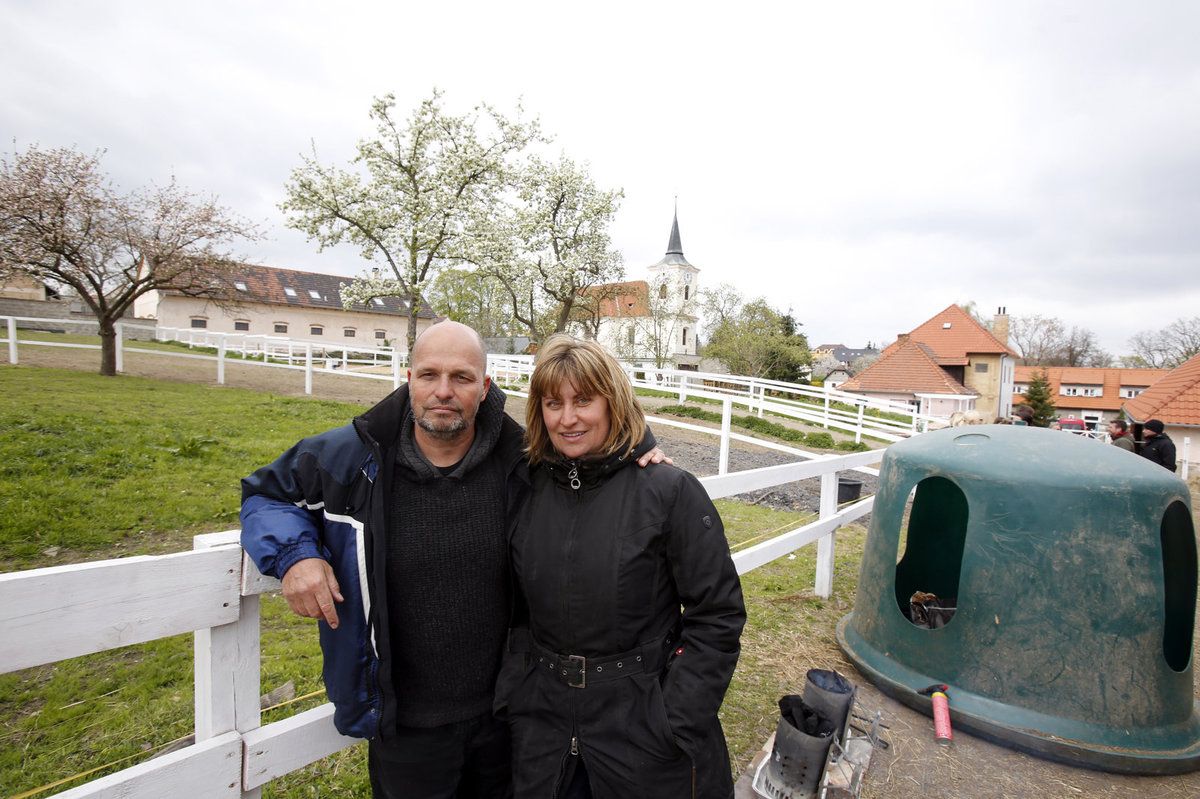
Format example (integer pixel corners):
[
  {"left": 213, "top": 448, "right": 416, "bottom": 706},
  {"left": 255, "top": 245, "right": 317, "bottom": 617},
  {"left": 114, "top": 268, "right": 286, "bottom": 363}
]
[
  {"left": 1121, "top": 352, "right": 1200, "bottom": 449},
  {"left": 840, "top": 305, "right": 1015, "bottom": 418},
  {"left": 0, "top": 273, "right": 54, "bottom": 301},
  {"left": 812, "top": 343, "right": 879, "bottom": 367},
  {"left": 1012, "top": 366, "right": 1168, "bottom": 430},
  {"left": 132, "top": 263, "right": 438, "bottom": 351},
  {"left": 823, "top": 368, "right": 851, "bottom": 389},
  {"left": 572, "top": 211, "right": 699, "bottom": 368}
]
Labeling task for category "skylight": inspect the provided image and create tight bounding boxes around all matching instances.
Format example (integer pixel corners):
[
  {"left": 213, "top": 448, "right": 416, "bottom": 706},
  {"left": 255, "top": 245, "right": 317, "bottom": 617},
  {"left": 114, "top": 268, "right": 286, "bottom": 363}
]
[
  {"left": 234, "top": 281, "right": 248, "bottom": 292},
  {"left": 283, "top": 287, "right": 297, "bottom": 297},
  {"left": 942, "top": 323, "right": 952, "bottom": 329},
  {"left": 308, "top": 290, "right": 322, "bottom": 299},
  {"left": 372, "top": 297, "right": 385, "bottom": 306}
]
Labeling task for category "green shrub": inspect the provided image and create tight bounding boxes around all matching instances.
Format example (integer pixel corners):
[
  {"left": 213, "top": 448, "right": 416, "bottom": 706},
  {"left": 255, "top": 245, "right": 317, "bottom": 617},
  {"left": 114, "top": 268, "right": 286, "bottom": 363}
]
[
  {"left": 656, "top": 405, "right": 723, "bottom": 423},
  {"left": 835, "top": 440, "right": 870, "bottom": 452},
  {"left": 805, "top": 432, "right": 835, "bottom": 449}
]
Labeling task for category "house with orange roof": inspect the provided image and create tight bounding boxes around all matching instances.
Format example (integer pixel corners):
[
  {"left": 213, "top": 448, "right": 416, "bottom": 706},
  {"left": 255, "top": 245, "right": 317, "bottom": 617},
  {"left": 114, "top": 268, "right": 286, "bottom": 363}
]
[
  {"left": 1122, "top": 352, "right": 1200, "bottom": 463},
  {"left": 840, "top": 305, "right": 1016, "bottom": 418},
  {"left": 839, "top": 336, "right": 979, "bottom": 416},
  {"left": 1012, "top": 366, "right": 1169, "bottom": 430}
]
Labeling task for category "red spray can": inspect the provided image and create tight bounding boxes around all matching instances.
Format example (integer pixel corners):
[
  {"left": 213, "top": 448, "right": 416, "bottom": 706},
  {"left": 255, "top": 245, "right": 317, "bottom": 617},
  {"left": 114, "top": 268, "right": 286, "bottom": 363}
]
[{"left": 931, "top": 691, "right": 953, "bottom": 745}]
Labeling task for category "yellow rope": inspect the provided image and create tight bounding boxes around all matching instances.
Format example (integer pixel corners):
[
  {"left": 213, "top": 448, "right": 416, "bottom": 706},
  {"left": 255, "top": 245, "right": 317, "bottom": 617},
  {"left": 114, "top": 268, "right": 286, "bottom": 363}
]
[
  {"left": 7, "top": 734, "right": 193, "bottom": 799},
  {"left": 8, "top": 690, "right": 329, "bottom": 799}
]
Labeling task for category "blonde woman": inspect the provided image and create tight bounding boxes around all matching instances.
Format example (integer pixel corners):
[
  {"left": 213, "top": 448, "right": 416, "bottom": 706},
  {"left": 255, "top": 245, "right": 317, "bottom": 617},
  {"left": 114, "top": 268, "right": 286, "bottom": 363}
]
[{"left": 496, "top": 335, "right": 745, "bottom": 799}]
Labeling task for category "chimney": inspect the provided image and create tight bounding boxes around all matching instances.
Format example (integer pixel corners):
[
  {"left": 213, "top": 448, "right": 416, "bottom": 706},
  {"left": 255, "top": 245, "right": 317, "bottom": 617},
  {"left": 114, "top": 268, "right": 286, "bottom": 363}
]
[
  {"left": 897, "top": 333, "right": 910, "bottom": 344},
  {"left": 993, "top": 306, "right": 1010, "bottom": 346}
]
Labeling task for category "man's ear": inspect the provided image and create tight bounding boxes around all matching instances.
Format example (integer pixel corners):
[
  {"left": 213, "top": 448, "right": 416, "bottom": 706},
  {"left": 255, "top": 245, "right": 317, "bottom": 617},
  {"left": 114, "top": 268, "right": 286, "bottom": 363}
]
[
  {"left": 406, "top": 369, "right": 412, "bottom": 383},
  {"left": 482, "top": 374, "right": 492, "bottom": 398}
]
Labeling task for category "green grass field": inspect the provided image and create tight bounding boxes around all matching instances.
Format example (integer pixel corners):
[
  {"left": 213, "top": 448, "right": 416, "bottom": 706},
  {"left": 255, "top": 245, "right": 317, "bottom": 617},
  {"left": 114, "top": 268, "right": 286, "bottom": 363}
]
[{"left": 0, "top": 364, "right": 864, "bottom": 798}]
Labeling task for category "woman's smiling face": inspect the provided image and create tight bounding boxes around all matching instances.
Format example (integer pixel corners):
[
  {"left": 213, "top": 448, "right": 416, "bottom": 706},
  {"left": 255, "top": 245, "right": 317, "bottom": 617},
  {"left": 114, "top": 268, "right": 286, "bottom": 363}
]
[{"left": 542, "top": 379, "right": 611, "bottom": 460}]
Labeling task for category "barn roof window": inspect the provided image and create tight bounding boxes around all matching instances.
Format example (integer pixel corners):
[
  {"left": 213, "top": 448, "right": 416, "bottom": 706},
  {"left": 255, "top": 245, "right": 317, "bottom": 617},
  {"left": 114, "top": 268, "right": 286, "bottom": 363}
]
[
  {"left": 372, "top": 297, "right": 385, "bottom": 306},
  {"left": 234, "top": 281, "right": 248, "bottom": 292},
  {"left": 308, "top": 290, "right": 322, "bottom": 299},
  {"left": 284, "top": 287, "right": 297, "bottom": 297}
]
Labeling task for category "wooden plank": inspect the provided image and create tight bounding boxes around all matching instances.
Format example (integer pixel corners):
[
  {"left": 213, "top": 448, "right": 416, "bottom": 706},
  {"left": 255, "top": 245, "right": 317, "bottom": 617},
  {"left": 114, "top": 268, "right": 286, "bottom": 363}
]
[
  {"left": 700, "top": 449, "right": 884, "bottom": 500},
  {"left": 50, "top": 731, "right": 242, "bottom": 799},
  {"left": 0, "top": 548, "right": 241, "bottom": 673},
  {"left": 241, "top": 703, "right": 361, "bottom": 790},
  {"left": 732, "top": 497, "right": 875, "bottom": 577},
  {"left": 191, "top": 532, "right": 282, "bottom": 596},
  {"left": 814, "top": 472, "right": 839, "bottom": 598}
]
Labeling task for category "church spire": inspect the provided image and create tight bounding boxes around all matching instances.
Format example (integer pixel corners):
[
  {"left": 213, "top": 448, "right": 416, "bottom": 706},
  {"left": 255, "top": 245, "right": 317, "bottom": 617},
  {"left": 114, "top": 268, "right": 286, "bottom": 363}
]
[{"left": 666, "top": 203, "right": 684, "bottom": 256}]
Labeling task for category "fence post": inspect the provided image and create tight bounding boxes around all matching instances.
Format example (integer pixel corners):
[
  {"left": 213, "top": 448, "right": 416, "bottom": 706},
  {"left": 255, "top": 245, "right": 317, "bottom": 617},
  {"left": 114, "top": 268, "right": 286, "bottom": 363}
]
[
  {"left": 757, "top": 383, "right": 765, "bottom": 419},
  {"left": 304, "top": 344, "right": 313, "bottom": 395},
  {"left": 719, "top": 397, "right": 732, "bottom": 475},
  {"left": 678, "top": 373, "right": 689, "bottom": 404},
  {"left": 217, "top": 334, "right": 227, "bottom": 386},
  {"left": 823, "top": 395, "right": 830, "bottom": 429},
  {"left": 114, "top": 323, "right": 124, "bottom": 374},
  {"left": 393, "top": 351, "right": 403, "bottom": 390},
  {"left": 7, "top": 316, "right": 17, "bottom": 365},
  {"left": 1183, "top": 437, "right": 1191, "bottom": 480},
  {"left": 855, "top": 403, "right": 865, "bottom": 444},
  {"left": 815, "top": 471, "right": 838, "bottom": 598},
  {"left": 193, "top": 536, "right": 263, "bottom": 799}
]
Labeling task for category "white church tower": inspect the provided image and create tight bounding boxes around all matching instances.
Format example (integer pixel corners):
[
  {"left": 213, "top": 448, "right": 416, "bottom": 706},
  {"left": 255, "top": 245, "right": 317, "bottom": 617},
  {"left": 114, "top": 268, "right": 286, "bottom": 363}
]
[{"left": 577, "top": 207, "right": 701, "bottom": 367}]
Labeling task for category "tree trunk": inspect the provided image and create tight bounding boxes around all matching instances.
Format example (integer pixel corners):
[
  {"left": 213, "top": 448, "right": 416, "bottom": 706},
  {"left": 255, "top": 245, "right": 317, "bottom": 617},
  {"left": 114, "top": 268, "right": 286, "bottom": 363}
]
[
  {"left": 405, "top": 292, "right": 420, "bottom": 354},
  {"left": 98, "top": 318, "right": 117, "bottom": 376}
]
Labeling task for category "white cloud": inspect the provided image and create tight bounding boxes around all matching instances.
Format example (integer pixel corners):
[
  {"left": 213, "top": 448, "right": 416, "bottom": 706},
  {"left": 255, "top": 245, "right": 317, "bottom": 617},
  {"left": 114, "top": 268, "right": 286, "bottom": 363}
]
[{"left": 3, "top": 0, "right": 1198, "bottom": 356}]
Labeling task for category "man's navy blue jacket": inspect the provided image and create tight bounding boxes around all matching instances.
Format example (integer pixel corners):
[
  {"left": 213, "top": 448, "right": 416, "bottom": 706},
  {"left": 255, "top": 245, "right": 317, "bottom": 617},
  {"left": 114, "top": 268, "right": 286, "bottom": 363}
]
[{"left": 240, "top": 383, "right": 528, "bottom": 739}]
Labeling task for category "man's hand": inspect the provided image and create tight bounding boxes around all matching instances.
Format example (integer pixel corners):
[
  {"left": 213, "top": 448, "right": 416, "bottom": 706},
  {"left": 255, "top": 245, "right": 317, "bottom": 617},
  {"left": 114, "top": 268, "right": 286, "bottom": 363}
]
[
  {"left": 281, "top": 557, "right": 344, "bottom": 629},
  {"left": 637, "top": 446, "right": 673, "bottom": 467}
]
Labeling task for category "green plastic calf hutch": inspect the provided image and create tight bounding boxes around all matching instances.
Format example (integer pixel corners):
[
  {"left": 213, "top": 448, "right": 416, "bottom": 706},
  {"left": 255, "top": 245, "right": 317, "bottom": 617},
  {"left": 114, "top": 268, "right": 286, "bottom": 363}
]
[{"left": 837, "top": 425, "right": 1200, "bottom": 774}]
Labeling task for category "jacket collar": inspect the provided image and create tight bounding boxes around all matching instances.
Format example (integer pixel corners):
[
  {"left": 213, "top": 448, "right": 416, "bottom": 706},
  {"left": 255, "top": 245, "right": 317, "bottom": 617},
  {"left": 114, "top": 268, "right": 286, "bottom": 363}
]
[{"left": 543, "top": 428, "right": 657, "bottom": 490}]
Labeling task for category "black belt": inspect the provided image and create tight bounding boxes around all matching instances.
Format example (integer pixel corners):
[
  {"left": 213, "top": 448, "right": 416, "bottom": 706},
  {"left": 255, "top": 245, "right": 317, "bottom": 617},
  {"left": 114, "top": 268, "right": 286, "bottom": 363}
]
[{"left": 512, "top": 630, "right": 678, "bottom": 689}]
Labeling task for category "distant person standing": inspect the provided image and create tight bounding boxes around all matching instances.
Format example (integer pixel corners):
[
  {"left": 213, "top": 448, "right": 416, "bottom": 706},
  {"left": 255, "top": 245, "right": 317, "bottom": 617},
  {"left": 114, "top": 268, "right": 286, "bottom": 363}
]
[
  {"left": 1140, "top": 419, "right": 1177, "bottom": 472},
  {"left": 1108, "top": 419, "right": 1135, "bottom": 452},
  {"left": 1012, "top": 405, "right": 1034, "bottom": 426}
]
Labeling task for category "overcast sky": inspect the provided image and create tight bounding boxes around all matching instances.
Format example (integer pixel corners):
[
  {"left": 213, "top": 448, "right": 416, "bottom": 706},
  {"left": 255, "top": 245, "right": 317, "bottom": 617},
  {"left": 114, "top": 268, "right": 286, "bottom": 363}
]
[{"left": 4, "top": 1, "right": 1198, "bottom": 355}]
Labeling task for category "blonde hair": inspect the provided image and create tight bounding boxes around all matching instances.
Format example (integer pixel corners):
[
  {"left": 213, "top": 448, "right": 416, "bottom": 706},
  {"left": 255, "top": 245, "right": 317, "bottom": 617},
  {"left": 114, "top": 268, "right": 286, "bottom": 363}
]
[{"left": 525, "top": 335, "right": 646, "bottom": 465}]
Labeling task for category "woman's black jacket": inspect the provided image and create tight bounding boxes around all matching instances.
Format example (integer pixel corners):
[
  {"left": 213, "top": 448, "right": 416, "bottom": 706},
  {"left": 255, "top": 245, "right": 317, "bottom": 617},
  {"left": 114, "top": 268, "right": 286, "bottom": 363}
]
[{"left": 496, "top": 432, "right": 747, "bottom": 799}]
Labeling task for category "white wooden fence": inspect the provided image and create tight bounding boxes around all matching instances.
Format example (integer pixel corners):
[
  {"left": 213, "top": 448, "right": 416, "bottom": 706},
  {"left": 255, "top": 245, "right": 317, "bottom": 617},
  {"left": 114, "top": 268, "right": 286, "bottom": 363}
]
[
  {"left": 2, "top": 316, "right": 942, "bottom": 443},
  {"left": 0, "top": 446, "right": 884, "bottom": 798}
]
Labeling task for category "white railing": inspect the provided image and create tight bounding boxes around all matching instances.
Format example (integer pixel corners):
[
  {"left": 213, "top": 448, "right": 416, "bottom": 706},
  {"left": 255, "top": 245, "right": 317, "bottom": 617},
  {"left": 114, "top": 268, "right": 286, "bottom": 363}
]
[
  {"left": 2, "top": 317, "right": 941, "bottom": 442},
  {"left": 0, "top": 445, "right": 884, "bottom": 799},
  {"left": 469, "top": 353, "right": 944, "bottom": 443}
]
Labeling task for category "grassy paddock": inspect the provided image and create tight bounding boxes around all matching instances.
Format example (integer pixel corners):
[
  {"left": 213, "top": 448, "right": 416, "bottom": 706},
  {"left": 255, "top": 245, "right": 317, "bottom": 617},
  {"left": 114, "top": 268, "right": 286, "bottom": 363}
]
[{"left": 0, "top": 364, "right": 861, "bottom": 797}]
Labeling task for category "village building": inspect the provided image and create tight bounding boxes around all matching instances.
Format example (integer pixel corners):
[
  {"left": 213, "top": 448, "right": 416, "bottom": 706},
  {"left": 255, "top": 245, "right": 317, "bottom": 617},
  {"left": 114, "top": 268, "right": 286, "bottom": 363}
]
[
  {"left": 811, "top": 343, "right": 880, "bottom": 366},
  {"left": 572, "top": 211, "right": 700, "bottom": 368},
  {"left": 1012, "top": 365, "right": 1168, "bottom": 430},
  {"left": 841, "top": 305, "right": 1015, "bottom": 418},
  {"left": 1120, "top": 352, "right": 1200, "bottom": 453},
  {"left": 132, "top": 263, "right": 437, "bottom": 351}
]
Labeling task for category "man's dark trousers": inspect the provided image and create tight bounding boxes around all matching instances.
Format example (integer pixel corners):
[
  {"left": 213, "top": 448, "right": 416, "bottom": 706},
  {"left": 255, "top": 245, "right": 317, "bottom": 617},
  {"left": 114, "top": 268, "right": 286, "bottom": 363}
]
[{"left": 368, "top": 712, "right": 511, "bottom": 799}]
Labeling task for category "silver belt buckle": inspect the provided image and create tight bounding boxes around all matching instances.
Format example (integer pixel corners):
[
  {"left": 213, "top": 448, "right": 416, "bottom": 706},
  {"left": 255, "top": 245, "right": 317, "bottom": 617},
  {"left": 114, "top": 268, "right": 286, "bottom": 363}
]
[{"left": 566, "top": 654, "right": 586, "bottom": 688}]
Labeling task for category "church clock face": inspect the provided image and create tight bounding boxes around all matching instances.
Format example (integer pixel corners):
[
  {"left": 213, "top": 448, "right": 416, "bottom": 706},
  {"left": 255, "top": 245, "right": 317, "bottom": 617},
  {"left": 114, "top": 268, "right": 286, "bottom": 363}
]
[{"left": 683, "top": 271, "right": 692, "bottom": 284}]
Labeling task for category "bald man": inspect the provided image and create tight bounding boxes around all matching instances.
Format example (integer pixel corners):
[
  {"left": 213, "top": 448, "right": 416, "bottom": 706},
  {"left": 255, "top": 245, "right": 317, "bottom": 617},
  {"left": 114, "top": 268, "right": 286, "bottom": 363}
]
[{"left": 240, "top": 322, "right": 662, "bottom": 798}]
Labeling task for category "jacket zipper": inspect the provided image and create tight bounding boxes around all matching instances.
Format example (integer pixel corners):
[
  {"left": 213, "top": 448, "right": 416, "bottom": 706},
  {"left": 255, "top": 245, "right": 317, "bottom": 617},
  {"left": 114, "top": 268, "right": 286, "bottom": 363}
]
[
  {"left": 561, "top": 462, "right": 582, "bottom": 635},
  {"left": 552, "top": 733, "right": 582, "bottom": 799}
]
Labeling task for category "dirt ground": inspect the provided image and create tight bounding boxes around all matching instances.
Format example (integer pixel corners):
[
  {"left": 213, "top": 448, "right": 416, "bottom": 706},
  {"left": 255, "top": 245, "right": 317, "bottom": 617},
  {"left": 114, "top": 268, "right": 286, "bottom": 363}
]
[{"left": 9, "top": 345, "right": 1200, "bottom": 798}]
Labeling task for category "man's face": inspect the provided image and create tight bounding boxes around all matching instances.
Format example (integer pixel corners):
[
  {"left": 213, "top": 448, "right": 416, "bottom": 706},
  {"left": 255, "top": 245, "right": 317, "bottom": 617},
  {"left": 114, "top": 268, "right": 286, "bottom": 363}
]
[
  {"left": 1108, "top": 422, "right": 1122, "bottom": 437},
  {"left": 407, "top": 331, "right": 490, "bottom": 442}
]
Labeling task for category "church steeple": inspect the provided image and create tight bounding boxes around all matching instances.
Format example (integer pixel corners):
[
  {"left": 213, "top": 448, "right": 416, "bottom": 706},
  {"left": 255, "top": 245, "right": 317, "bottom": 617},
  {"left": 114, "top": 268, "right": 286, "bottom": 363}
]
[
  {"left": 653, "top": 201, "right": 694, "bottom": 268},
  {"left": 666, "top": 208, "right": 684, "bottom": 256}
]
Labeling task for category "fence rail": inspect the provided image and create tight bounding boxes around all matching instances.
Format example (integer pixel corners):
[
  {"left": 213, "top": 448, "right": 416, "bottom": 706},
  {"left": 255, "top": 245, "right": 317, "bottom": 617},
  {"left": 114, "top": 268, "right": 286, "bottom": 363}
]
[
  {"left": 1, "top": 443, "right": 884, "bottom": 798},
  {"left": 3, "top": 316, "right": 944, "bottom": 443}
]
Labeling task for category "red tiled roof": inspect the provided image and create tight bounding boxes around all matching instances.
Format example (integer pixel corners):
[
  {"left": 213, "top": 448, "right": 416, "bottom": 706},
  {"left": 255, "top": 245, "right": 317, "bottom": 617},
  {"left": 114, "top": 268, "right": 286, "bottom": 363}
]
[
  {"left": 1122, "top": 352, "right": 1200, "bottom": 426},
  {"left": 1012, "top": 366, "right": 1169, "bottom": 413},
  {"left": 165, "top": 263, "right": 436, "bottom": 318},
  {"left": 841, "top": 339, "right": 974, "bottom": 396},
  {"left": 580, "top": 280, "right": 651, "bottom": 317},
  {"left": 904, "top": 304, "right": 1014, "bottom": 361}
]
